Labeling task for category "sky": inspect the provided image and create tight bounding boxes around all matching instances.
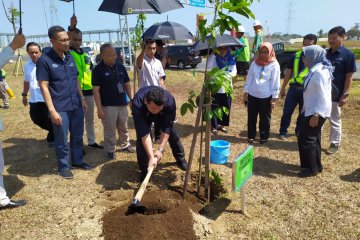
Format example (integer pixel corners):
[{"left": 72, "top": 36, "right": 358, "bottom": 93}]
[{"left": 0, "top": 0, "right": 359, "bottom": 39}]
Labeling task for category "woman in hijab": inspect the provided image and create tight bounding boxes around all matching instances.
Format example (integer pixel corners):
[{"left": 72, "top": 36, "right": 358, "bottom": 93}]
[
  {"left": 243, "top": 42, "right": 280, "bottom": 143},
  {"left": 297, "top": 45, "right": 332, "bottom": 177},
  {"left": 207, "top": 46, "right": 237, "bottom": 135}
]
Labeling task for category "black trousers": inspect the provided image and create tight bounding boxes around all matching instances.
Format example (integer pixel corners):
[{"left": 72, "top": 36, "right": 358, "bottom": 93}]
[
  {"left": 211, "top": 93, "right": 232, "bottom": 129},
  {"left": 297, "top": 115, "right": 326, "bottom": 172},
  {"left": 29, "top": 102, "right": 54, "bottom": 142},
  {"left": 247, "top": 94, "right": 272, "bottom": 140},
  {"left": 136, "top": 127, "right": 185, "bottom": 173}
]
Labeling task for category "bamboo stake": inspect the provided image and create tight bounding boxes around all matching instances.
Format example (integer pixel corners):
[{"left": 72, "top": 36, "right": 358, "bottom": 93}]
[
  {"left": 204, "top": 102, "right": 211, "bottom": 203},
  {"left": 196, "top": 112, "right": 204, "bottom": 194},
  {"left": 182, "top": 86, "right": 205, "bottom": 199}
]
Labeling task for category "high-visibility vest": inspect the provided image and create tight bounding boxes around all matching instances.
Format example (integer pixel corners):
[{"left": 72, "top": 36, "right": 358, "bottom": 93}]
[
  {"left": 69, "top": 49, "right": 93, "bottom": 91},
  {"left": 289, "top": 50, "right": 308, "bottom": 85}
]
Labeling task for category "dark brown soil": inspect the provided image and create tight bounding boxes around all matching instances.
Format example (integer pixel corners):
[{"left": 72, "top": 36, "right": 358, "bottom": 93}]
[{"left": 102, "top": 189, "right": 203, "bottom": 240}]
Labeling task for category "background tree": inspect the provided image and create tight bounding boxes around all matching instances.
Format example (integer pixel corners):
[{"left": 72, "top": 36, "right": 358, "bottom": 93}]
[
  {"left": 1, "top": 1, "right": 20, "bottom": 34},
  {"left": 317, "top": 29, "right": 326, "bottom": 38},
  {"left": 347, "top": 23, "right": 360, "bottom": 40},
  {"left": 130, "top": 13, "right": 147, "bottom": 93}
]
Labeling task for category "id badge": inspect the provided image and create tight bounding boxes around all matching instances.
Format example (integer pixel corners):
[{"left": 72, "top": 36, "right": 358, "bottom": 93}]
[{"left": 117, "top": 83, "right": 124, "bottom": 93}]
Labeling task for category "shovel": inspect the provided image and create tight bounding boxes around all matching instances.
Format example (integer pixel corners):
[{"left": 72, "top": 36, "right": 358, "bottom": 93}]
[{"left": 126, "top": 161, "right": 156, "bottom": 215}]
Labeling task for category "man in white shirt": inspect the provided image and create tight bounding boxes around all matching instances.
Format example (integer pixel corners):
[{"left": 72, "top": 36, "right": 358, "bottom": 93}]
[
  {"left": 0, "top": 34, "right": 27, "bottom": 210},
  {"left": 136, "top": 39, "right": 166, "bottom": 89},
  {"left": 136, "top": 39, "right": 166, "bottom": 143},
  {"left": 22, "top": 42, "right": 54, "bottom": 147}
]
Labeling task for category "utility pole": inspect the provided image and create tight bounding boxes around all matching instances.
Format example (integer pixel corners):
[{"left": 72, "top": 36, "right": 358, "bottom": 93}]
[
  {"left": 50, "top": 0, "right": 59, "bottom": 26},
  {"left": 285, "top": 0, "right": 294, "bottom": 40}
]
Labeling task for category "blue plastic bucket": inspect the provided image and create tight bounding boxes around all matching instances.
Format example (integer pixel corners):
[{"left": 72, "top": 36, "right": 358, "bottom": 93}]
[{"left": 210, "top": 140, "right": 230, "bottom": 164}]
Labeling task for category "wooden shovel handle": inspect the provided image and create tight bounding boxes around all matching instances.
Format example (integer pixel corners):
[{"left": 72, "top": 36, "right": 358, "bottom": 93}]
[{"left": 133, "top": 162, "right": 156, "bottom": 203}]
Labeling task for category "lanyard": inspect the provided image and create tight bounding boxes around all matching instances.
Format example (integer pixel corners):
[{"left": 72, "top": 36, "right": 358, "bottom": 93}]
[
  {"left": 106, "top": 64, "right": 121, "bottom": 83},
  {"left": 303, "top": 71, "right": 314, "bottom": 93}
]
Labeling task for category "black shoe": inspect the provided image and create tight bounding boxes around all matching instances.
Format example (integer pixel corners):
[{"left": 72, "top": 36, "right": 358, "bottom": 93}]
[
  {"left": 176, "top": 159, "right": 188, "bottom": 171},
  {"left": 71, "top": 162, "right": 94, "bottom": 170},
  {"left": 58, "top": 168, "right": 74, "bottom": 179},
  {"left": 121, "top": 145, "right": 136, "bottom": 153},
  {"left": 107, "top": 152, "right": 115, "bottom": 160},
  {"left": 298, "top": 169, "right": 319, "bottom": 178},
  {"left": 88, "top": 143, "right": 104, "bottom": 149},
  {"left": 248, "top": 138, "right": 254, "bottom": 144},
  {"left": 2, "top": 105, "right": 9, "bottom": 109},
  {"left": 139, "top": 171, "right": 148, "bottom": 182},
  {"left": 0, "top": 199, "right": 27, "bottom": 210},
  {"left": 260, "top": 139, "right": 268, "bottom": 144}
]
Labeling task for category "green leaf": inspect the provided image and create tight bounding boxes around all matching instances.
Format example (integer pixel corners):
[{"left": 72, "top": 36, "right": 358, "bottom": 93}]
[
  {"left": 222, "top": 106, "right": 229, "bottom": 115},
  {"left": 188, "top": 103, "right": 194, "bottom": 113},
  {"left": 188, "top": 98, "right": 196, "bottom": 108},
  {"left": 214, "top": 107, "right": 223, "bottom": 120},
  {"left": 180, "top": 103, "right": 188, "bottom": 116},
  {"left": 204, "top": 110, "right": 213, "bottom": 121}
]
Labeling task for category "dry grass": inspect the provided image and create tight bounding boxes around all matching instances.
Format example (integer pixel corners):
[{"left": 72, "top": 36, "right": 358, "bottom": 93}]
[{"left": 0, "top": 62, "right": 359, "bottom": 240}]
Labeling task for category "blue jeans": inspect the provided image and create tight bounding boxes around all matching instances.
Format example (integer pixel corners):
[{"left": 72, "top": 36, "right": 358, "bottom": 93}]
[
  {"left": 279, "top": 84, "right": 304, "bottom": 136},
  {"left": 52, "top": 107, "right": 84, "bottom": 171}
]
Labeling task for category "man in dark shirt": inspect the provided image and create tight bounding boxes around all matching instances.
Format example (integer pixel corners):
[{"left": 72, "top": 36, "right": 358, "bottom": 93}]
[
  {"left": 37, "top": 26, "right": 93, "bottom": 179},
  {"left": 325, "top": 26, "right": 357, "bottom": 154},
  {"left": 278, "top": 34, "right": 317, "bottom": 139},
  {"left": 68, "top": 15, "right": 103, "bottom": 149},
  {"left": 132, "top": 86, "right": 187, "bottom": 181},
  {"left": 92, "top": 43, "right": 135, "bottom": 160}
]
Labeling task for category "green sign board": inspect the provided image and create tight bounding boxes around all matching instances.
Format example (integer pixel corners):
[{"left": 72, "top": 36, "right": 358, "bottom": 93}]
[{"left": 232, "top": 146, "right": 254, "bottom": 192}]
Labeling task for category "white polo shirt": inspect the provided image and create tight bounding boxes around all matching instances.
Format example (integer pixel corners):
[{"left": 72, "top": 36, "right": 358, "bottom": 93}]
[
  {"left": 24, "top": 61, "right": 44, "bottom": 103},
  {"left": 139, "top": 54, "right": 165, "bottom": 89}
]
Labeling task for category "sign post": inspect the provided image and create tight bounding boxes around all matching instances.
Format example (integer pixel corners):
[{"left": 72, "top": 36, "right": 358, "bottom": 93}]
[
  {"left": 189, "top": 0, "right": 206, "bottom": 8},
  {"left": 232, "top": 146, "right": 254, "bottom": 214}
]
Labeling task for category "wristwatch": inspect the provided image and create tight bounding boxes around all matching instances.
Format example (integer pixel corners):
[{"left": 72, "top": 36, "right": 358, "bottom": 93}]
[{"left": 21, "top": 93, "right": 27, "bottom": 97}]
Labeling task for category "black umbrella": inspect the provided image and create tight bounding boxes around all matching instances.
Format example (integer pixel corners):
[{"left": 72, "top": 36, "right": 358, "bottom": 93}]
[
  {"left": 98, "top": 0, "right": 183, "bottom": 15},
  {"left": 193, "top": 34, "right": 243, "bottom": 52},
  {"left": 142, "top": 21, "right": 193, "bottom": 40},
  {"left": 60, "top": 0, "right": 75, "bottom": 15}
]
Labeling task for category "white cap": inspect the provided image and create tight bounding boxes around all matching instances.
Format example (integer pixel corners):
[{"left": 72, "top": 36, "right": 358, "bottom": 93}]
[
  {"left": 253, "top": 20, "right": 261, "bottom": 26},
  {"left": 238, "top": 26, "right": 246, "bottom": 33}
]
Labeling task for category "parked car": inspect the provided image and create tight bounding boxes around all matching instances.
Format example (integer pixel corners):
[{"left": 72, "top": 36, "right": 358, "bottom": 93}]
[
  {"left": 166, "top": 45, "right": 202, "bottom": 69},
  {"left": 95, "top": 46, "right": 135, "bottom": 65},
  {"left": 271, "top": 41, "right": 297, "bottom": 76},
  {"left": 81, "top": 46, "right": 95, "bottom": 63}
]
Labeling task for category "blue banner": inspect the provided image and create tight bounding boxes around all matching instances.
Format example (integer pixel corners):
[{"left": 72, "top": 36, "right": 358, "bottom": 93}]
[{"left": 190, "top": 0, "right": 206, "bottom": 8}]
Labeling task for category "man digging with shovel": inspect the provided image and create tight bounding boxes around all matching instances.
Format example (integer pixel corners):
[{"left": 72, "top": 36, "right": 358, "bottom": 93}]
[{"left": 131, "top": 86, "right": 188, "bottom": 182}]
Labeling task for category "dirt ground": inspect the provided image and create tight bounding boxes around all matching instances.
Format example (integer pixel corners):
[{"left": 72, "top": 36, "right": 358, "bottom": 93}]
[{"left": 0, "top": 66, "right": 359, "bottom": 239}]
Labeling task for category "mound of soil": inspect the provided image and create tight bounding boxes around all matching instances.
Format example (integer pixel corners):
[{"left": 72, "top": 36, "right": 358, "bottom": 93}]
[{"left": 102, "top": 189, "right": 203, "bottom": 240}]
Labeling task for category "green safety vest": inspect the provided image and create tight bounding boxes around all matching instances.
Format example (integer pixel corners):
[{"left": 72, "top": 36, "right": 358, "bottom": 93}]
[
  {"left": 69, "top": 49, "right": 93, "bottom": 91},
  {"left": 234, "top": 37, "right": 250, "bottom": 62},
  {"left": 289, "top": 50, "right": 308, "bottom": 85}
]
